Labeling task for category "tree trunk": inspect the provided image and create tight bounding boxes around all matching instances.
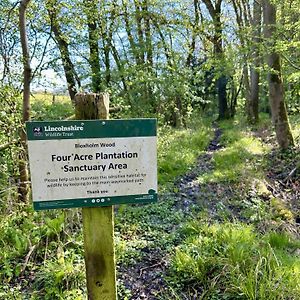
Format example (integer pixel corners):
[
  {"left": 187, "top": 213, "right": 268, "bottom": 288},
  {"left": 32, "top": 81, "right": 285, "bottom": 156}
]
[
  {"left": 263, "top": 0, "right": 294, "bottom": 149},
  {"left": 101, "top": 1, "right": 117, "bottom": 88},
  {"left": 18, "top": 0, "right": 31, "bottom": 203},
  {"left": 217, "top": 75, "right": 229, "bottom": 119},
  {"left": 249, "top": 0, "right": 261, "bottom": 124},
  {"left": 243, "top": 65, "right": 251, "bottom": 116},
  {"left": 232, "top": 0, "right": 252, "bottom": 119},
  {"left": 134, "top": 0, "right": 145, "bottom": 65},
  {"left": 214, "top": 4, "right": 229, "bottom": 119},
  {"left": 142, "top": 0, "right": 153, "bottom": 67},
  {"left": 122, "top": 0, "right": 139, "bottom": 64},
  {"left": 152, "top": 18, "right": 173, "bottom": 68},
  {"left": 186, "top": 0, "right": 200, "bottom": 66},
  {"left": 203, "top": 0, "right": 230, "bottom": 119},
  {"left": 84, "top": 0, "right": 102, "bottom": 92},
  {"left": 46, "top": 0, "right": 80, "bottom": 103}
]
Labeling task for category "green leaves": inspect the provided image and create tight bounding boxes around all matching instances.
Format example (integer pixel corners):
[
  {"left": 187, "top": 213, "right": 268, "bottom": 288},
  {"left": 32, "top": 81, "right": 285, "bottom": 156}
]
[{"left": 44, "top": 212, "right": 65, "bottom": 238}]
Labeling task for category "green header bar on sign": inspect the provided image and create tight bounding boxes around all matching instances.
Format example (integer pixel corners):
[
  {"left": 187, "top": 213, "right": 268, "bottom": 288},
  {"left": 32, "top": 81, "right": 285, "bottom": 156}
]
[{"left": 26, "top": 119, "right": 157, "bottom": 141}]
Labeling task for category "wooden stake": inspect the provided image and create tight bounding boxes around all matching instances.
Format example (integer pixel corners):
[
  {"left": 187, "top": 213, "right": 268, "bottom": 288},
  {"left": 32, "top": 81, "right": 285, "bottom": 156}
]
[{"left": 75, "top": 93, "right": 116, "bottom": 300}]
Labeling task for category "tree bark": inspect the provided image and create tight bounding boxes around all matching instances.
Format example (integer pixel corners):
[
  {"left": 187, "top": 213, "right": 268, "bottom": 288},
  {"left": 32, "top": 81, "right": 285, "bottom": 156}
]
[
  {"left": 100, "top": 1, "right": 117, "bottom": 88},
  {"left": 84, "top": 0, "right": 102, "bottom": 92},
  {"left": 18, "top": 0, "right": 31, "bottom": 203},
  {"left": 249, "top": 0, "right": 261, "bottom": 124},
  {"left": 263, "top": 0, "right": 294, "bottom": 149},
  {"left": 186, "top": 0, "right": 200, "bottom": 66},
  {"left": 152, "top": 18, "right": 173, "bottom": 68},
  {"left": 122, "top": 0, "right": 139, "bottom": 64},
  {"left": 142, "top": 0, "right": 153, "bottom": 67},
  {"left": 232, "top": 0, "right": 251, "bottom": 119},
  {"left": 133, "top": 0, "right": 145, "bottom": 64},
  {"left": 203, "top": 0, "right": 230, "bottom": 119},
  {"left": 46, "top": 0, "right": 80, "bottom": 103}
]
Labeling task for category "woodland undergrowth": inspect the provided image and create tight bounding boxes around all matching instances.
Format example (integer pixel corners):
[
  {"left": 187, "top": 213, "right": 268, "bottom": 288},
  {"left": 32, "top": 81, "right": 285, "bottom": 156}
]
[{"left": 0, "top": 96, "right": 300, "bottom": 299}]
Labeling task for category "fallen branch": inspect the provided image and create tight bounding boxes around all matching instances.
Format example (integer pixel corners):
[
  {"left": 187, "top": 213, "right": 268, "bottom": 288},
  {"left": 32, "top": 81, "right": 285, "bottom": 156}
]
[
  {"left": 20, "top": 243, "right": 37, "bottom": 275},
  {"left": 139, "top": 261, "right": 164, "bottom": 277},
  {"left": 284, "top": 164, "right": 299, "bottom": 182},
  {"left": 65, "top": 114, "right": 76, "bottom": 120}
]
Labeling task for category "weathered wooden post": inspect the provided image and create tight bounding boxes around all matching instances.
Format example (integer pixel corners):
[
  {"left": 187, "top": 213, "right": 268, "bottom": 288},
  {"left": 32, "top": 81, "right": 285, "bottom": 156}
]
[{"left": 75, "top": 93, "right": 116, "bottom": 300}]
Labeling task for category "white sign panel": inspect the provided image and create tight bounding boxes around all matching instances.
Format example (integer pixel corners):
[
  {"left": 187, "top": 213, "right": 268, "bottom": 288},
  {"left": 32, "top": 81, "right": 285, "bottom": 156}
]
[{"left": 26, "top": 119, "right": 157, "bottom": 210}]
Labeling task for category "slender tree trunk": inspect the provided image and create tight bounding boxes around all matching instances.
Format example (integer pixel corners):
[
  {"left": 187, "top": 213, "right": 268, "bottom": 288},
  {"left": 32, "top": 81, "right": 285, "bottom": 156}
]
[
  {"left": 232, "top": 0, "right": 252, "bottom": 119},
  {"left": 111, "top": 43, "right": 129, "bottom": 93},
  {"left": 46, "top": 1, "right": 80, "bottom": 103},
  {"left": 203, "top": 0, "right": 229, "bottom": 119},
  {"left": 263, "top": 0, "right": 294, "bottom": 149},
  {"left": 18, "top": 0, "right": 31, "bottom": 203},
  {"left": 88, "top": 20, "right": 102, "bottom": 92},
  {"left": 102, "top": 1, "right": 117, "bottom": 88},
  {"left": 152, "top": 18, "right": 173, "bottom": 68},
  {"left": 134, "top": 0, "right": 145, "bottom": 64},
  {"left": 214, "top": 6, "right": 229, "bottom": 119},
  {"left": 243, "top": 65, "right": 251, "bottom": 115},
  {"left": 122, "top": 0, "right": 139, "bottom": 64},
  {"left": 186, "top": 0, "right": 200, "bottom": 66},
  {"left": 142, "top": 0, "right": 153, "bottom": 67},
  {"left": 249, "top": 0, "right": 261, "bottom": 124},
  {"left": 84, "top": 0, "right": 102, "bottom": 92}
]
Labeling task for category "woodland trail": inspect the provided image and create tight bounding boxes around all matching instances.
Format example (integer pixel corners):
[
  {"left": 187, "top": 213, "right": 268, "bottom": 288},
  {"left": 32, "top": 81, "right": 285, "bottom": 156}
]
[
  {"left": 118, "top": 124, "right": 232, "bottom": 299},
  {"left": 118, "top": 123, "right": 300, "bottom": 299}
]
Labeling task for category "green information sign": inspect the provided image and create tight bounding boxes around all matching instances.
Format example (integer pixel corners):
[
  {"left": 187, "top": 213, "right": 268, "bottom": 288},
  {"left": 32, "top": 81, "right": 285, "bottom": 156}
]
[{"left": 26, "top": 119, "right": 157, "bottom": 210}]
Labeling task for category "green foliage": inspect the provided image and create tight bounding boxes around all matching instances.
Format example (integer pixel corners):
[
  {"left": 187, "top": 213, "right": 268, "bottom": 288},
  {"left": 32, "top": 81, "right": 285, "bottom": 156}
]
[
  {"left": 270, "top": 197, "right": 294, "bottom": 222},
  {"left": 0, "top": 82, "right": 299, "bottom": 300},
  {"left": 0, "top": 85, "right": 22, "bottom": 210},
  {"left": 290, "top": 115, "right": 300, "bottom": 144},
  {"left": 0, "top": 98, "right": 214, "bottom": 298},
  {"left": 158, "top": 117, "right": 213, "bottom": 187},
  {"left": 198, "top": 118, "right": 268, "bottom": 183},
  {"left": 169, "top": 221, "right": 300, "bottom": 300},
  {"left": 115, "top": 197, "right": 187, "bottom": 264},
  {"left": 0, "top": 206, "right": 85, "bottom": 299},
  {"left": 31, "top": 247, "right": 85, "bottom": 300},
  {"left": 31, "top": 94, "right": 73, "bottom": 120}
]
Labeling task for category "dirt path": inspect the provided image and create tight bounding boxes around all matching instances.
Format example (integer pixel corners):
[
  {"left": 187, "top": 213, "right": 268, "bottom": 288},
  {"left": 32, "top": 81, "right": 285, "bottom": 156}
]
[
  {"left": 174, "top": 123, "right": 223, "bottom": 213},
  {"left": 118, "top": 124, "right": 229, "bottom": 299}
]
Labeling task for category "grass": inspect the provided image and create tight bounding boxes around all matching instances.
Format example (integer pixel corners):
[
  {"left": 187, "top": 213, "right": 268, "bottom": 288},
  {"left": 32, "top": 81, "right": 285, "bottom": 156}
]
[
  {"left": 198, "top": 118, "right": 269, "bottom": 184},
  {"left": 163, "top": 113, "right": 300, "bottom": 299},
  {"left": 158, "top": 118, "right": 213, "bottom": 187},
  {"left": 169, "top": 221, "right": 300, "bottom": 300}
]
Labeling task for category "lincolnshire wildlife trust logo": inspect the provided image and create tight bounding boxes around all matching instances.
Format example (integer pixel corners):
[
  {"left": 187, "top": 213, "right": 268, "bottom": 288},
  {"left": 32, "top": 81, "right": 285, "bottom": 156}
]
[{"left": 33, "top": 126, "right": 43, "bottom": 137}]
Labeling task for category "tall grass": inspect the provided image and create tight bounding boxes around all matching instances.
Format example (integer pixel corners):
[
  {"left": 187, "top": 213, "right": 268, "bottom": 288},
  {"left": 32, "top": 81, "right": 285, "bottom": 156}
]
[{"left": 170, "top": 221, "right": 300, "bottom": 300}]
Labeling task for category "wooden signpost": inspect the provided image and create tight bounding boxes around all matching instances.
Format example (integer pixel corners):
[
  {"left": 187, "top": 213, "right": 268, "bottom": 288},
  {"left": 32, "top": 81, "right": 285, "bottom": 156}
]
[
  {"left": 26, "top": 93, "right": 157, "bottom": 299},
  {"left": 77, "top": 93, "right": 115, "bottom": 300}
]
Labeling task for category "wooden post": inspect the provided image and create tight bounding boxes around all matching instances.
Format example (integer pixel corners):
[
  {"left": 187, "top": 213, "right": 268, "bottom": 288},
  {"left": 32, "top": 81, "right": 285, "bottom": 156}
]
[{"left": 75, "top": 93, "right": 116, "bottom": 300}]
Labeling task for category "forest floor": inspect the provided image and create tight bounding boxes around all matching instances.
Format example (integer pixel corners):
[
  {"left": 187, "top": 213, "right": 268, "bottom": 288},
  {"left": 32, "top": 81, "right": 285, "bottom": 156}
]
[
  {"left": 1, "top": 109, "right": 300, "bottom": 299},
  {"left": 117, "top": 120, "right": 300, "bottom": 299}
]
